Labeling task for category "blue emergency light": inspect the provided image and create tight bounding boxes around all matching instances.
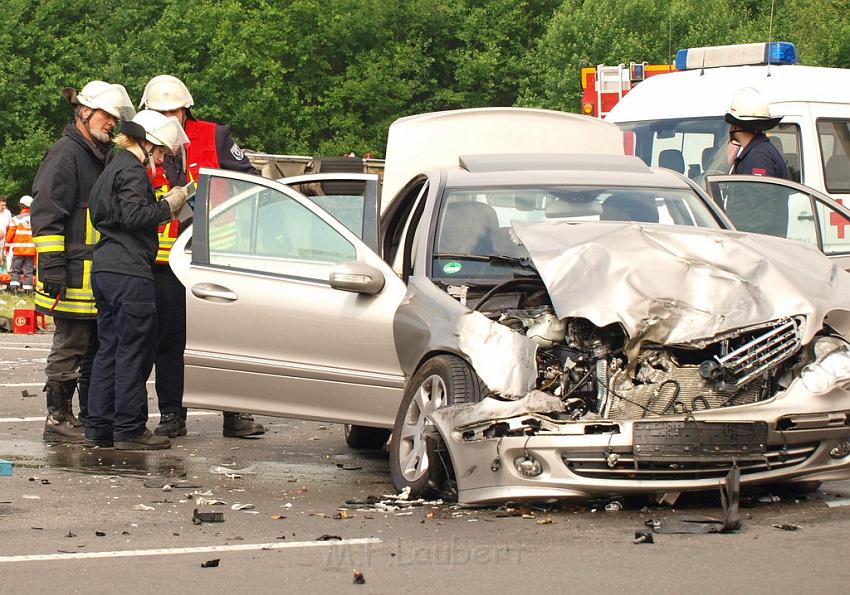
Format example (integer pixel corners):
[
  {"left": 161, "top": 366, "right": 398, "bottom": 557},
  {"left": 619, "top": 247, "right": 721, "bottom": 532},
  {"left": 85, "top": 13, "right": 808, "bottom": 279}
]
[{"left": 675, "top": 42, "right": 798, "bottom": 70}]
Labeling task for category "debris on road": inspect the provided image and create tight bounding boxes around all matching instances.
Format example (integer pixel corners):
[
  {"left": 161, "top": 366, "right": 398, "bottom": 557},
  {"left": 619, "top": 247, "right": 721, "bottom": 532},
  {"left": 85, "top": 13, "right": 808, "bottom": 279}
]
[
  {"left": 201, "top": 559, "right": 220, "bottom": 568},
  {"left": 353, "top": 569, "right": 365, "bottom": 585},
  {"left": 336, "top": 463, "right": 363, "bottom": 471},
  {"left": 773, "top": 523, "right": 802, "bottom": 531},
  {"left": 633, "top": 530, "right": 654, "bottom": 544},
  {"left": 193, "top": 509, "right": 225, "bottom": 524},
  {"left": 21, "top": 390, "right": 36, "bottom": 398},
  {"left": 647, "top": 466, "right": 741, "bottom": 535},
  {"left": 316, "top": 534, "right": 342, "bottom": 541},
  {"left": 95, "top": 531, "right": 105, "bottom": 537},
  {"left": 758, "top": 494, "right": 781, "bottom": 504},
  {"left": 826, "top": 498, "right": 850, "bottom": 508},
  {"left": 210, "top": 464, "right": 256, "bottom": 477},
  {"left": 132, "top": 504, "right": 155, "bottom": 511},
  {"left": 231, "top": 503, "right": 255, "bottom": 511},
  {"left": 144, "top": 479, "right": 203, "bottom": 489}
]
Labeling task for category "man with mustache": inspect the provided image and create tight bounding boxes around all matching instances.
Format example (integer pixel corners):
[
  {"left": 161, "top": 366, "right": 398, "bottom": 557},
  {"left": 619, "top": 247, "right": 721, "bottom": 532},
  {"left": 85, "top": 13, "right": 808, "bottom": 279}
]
[{"left": 31, "top": 81, "right": 135, "bottom": 443}]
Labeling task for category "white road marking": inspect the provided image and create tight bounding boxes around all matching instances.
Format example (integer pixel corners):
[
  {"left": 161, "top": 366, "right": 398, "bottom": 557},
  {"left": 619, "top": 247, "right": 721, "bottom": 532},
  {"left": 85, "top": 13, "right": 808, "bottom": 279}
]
[
  {"left": 0, "top": 537, "right": 382, "bottom": 564},
  {"left": 1, "top": 381, "right": 156, "bottom": 388},
  {"left": 0, "top": 345, "right": 51, "bottom": 352},
  {"left": 0, "top": 411, "right": 218, "bottom": 423}
]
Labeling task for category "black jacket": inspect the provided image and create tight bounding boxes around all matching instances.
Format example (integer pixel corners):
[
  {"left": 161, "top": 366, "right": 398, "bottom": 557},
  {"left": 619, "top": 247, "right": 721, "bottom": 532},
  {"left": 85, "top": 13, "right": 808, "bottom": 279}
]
[
  {"left": 31, "top": 123, "right": 113, "bottom": 318},
  {"left": 90, "top": 150, "right": 172, "bottom": 280},
  {"left": 733, "top": 133, "right": 790, "bottom": 179}
]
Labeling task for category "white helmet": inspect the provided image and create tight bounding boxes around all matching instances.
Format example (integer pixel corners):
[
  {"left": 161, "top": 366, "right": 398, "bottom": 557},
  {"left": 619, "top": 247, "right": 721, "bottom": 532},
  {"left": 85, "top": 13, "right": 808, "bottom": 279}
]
[
  {"left": 19, "top": 195, "right": 33, "bottom": 208},
  {"left": 130, "top": 110, "right": 190, "bottom": 153},
  {"left": 725, "top": 87, "right": 782, "bottom": 131},
  {"left": 139, "top": 75, "right": 194, "bottom": 111},
  {"left": 74, "top": 81, "right": 136, "bottom": 120}
]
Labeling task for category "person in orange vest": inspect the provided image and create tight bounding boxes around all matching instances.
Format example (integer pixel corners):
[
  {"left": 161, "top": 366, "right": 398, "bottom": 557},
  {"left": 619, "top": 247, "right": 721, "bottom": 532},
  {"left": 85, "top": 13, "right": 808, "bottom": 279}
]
[
  {"left": 139, "top": 75, "right": 265, "bottom": 439},
  {"left": 4, "top": 195, "right": 36, "bottom": 293}
]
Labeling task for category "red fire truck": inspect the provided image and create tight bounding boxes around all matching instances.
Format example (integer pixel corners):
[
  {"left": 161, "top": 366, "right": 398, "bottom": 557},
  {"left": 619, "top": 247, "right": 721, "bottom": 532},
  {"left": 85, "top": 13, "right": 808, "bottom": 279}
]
[{"left": 580, "top": 62, "right": 674, "bottom": 118}]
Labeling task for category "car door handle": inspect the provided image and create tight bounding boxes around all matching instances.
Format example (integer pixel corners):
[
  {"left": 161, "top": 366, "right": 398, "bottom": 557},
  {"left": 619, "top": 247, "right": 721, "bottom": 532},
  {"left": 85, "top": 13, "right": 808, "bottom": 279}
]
[
  {"left": 798, "top": 212, "right": 814, "bottom": 221},
  {"left": 191, "top": 284, "right": 238, "bottom": 302}
]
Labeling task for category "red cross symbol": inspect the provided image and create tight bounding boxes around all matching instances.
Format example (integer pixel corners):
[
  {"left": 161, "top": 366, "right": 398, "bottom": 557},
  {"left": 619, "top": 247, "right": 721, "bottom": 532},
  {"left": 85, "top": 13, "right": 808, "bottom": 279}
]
[{"left": 829, "top": 198, "right": 850, "bottom": 239}]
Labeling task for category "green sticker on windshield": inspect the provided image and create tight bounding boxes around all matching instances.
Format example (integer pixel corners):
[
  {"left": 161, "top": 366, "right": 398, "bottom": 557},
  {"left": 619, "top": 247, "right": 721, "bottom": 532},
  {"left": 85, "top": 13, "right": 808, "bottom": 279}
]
[{"left": 442, "top": 261, "right": 463, "bottom": 274}]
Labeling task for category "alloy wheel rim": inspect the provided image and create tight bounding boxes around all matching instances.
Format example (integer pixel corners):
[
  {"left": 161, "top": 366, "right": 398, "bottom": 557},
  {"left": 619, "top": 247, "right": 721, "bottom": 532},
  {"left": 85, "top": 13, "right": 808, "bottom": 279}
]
[{"left": 398, "top": 374, "right": 446, "bottom": 482}]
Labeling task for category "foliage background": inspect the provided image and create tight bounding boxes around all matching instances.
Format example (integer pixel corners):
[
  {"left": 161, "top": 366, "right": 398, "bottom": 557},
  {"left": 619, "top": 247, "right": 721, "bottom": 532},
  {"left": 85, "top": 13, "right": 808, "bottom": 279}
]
[{"left": 0, "top": 0, "right": 848, "bottom": 205}]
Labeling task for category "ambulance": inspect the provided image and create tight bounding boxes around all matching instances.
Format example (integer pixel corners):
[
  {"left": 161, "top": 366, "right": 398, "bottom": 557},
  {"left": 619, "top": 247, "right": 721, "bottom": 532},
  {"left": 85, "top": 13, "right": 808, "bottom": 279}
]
[{"left": 606, "top": 41, "right": 850, "bottom": 259}]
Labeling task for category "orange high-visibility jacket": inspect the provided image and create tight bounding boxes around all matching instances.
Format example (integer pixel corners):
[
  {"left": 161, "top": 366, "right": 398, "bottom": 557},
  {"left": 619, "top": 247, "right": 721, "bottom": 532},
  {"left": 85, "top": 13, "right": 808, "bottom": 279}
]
[{"left": 4, "top": 208, "right": 35, "bottom": 257}]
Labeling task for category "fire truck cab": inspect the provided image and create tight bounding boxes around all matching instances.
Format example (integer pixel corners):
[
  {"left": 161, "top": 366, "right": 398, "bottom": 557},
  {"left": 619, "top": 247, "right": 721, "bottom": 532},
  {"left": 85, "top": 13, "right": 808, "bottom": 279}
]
[{"left": 606, "top": 42, "right": 850, "bottom": 258}]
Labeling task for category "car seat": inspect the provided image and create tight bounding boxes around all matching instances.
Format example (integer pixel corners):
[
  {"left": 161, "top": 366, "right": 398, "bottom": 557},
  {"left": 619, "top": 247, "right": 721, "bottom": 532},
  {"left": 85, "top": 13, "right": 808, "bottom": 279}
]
[
  {"left": 438, "top": 200, "right": 502, "bottom": 255},
  {"left": 658, "top": 149, "right": 685, "bottom": 174},
  {"left": 601, "top": 192, "right": 659, "bottom": 223}
]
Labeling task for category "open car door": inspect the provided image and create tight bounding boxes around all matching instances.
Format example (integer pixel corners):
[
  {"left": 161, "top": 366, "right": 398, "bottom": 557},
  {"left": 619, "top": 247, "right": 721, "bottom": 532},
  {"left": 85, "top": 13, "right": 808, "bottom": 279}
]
[
  {"left": 170, "top": 169, "right": 405, "bottom": 428},
  {"left": 705, "top": 174, "right": 850, "bottom": 271}
]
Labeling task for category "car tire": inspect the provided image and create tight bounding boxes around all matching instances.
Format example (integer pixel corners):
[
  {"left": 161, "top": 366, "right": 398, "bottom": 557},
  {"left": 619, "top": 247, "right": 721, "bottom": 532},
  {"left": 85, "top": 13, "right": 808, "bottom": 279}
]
[
  {"left": 343, "top": 424, "right": 391, "bottom": 450},
  {"left": 389, "top": 354, "right": 486, "bottom": 499}
]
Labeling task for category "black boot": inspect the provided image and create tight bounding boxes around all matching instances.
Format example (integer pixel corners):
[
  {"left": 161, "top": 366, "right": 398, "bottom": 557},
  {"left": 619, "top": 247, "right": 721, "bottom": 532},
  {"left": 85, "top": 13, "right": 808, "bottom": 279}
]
[
  {"left": 63, "top": 381, "right": 83, "bottom": 428},
  {"left": 154, "top": 413, "right": 187, "bottom": 438},
  {"left": 223, "top": 412, "right": 265, "bottom": 438},
  {"left": 114, "top": 429, "right": 171, "bottom": 450},
  {"left": 43, "top": 381, "right": 84, "bottom": 443}
]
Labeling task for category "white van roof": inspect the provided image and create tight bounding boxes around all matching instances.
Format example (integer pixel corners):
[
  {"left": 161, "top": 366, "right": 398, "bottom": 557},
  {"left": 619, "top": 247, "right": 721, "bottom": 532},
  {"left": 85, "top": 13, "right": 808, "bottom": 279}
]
[
  {"left": 381, "top": 107, "right": 623, "bottom": 211},
  {"left": 606, "top": 64, "right": 850, "bottom": 122}
]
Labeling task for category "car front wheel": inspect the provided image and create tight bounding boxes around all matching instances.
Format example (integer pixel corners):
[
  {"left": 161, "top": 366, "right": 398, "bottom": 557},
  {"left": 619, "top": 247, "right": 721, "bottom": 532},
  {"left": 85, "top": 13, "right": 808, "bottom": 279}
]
[{"left": 389, "top": 354, "right": 485, "bottom": 499}]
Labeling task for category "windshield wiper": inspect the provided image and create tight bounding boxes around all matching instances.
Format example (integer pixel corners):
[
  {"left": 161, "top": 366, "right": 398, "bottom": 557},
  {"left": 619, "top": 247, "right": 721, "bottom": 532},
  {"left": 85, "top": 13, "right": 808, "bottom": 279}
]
[{"left": 433, "top": 252, "right": 538, "bottom": 273}]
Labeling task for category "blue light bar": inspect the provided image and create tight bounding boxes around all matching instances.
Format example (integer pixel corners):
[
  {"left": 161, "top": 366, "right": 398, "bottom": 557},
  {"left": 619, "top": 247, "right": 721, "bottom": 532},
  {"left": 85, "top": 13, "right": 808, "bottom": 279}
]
[
  {"left": 675, "top": 49, "right": 688, "bottom": 71},
  {"left": 674, "top": 42, "right": 799, "bottom": 70},
  {"left": 766, "top": 42, "right": 798, "bottom": 65}
]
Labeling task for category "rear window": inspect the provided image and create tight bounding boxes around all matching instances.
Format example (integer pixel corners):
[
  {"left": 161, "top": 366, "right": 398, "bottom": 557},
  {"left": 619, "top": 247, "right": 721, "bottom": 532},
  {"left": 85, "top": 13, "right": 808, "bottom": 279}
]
[{"left": 818, "top": 119, "right": 850, "bottom": 193}]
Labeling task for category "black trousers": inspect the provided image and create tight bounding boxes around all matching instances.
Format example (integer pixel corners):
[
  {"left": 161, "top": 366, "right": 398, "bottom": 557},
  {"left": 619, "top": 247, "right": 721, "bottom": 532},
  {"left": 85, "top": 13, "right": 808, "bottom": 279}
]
[
  {"left": 86, "top": 272, "right": 157, "bottom": 442},
  {"left": 153, "top": 265, "right": 187, "bottom": 419}
]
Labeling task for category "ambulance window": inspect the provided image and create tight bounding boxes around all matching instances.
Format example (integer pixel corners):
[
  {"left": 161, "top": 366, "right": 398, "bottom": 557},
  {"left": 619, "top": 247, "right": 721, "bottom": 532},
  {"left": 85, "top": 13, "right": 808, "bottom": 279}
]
[
  {"left": 816, "top": 200, "right": 850, "bottom": 255},
  {"left": 767, "top": 123, "right": 804, "bottom": 184},
  {"left": 620, "top": 118, "right": 803, "bottom": 185},
  {"left": 817, "top": 120, "right": 850, "bottom": 193}
]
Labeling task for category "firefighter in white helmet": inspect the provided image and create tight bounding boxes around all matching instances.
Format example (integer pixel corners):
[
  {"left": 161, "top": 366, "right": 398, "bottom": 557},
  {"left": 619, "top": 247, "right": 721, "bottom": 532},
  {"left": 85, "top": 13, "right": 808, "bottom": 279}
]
[
  {"left": 139, "top": 74, "right": 265, "bottom": 439},
  {"left": 724, "top": 87, "right": 792, "bottom": 237},
  {"left": 30, "top": 81, "right": 136, "bottom": 443},
  {"left": 85, "top": 110, "right": 190, "bottom": 450}
]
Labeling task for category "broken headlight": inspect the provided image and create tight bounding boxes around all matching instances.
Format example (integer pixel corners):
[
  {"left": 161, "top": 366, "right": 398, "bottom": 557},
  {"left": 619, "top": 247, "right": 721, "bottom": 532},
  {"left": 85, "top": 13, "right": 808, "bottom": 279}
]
[{"left": 800, "top": 344, "right": 850, "bottom": 394}]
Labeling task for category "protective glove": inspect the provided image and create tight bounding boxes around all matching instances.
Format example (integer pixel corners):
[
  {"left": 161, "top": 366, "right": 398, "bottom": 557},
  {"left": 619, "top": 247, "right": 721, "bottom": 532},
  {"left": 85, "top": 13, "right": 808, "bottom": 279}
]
[
  {"left": 39, "top": 265, "right": 67, "bottom": 299},
  {"left": 163, "top": 186, "right": 189, "bottom": 216}
]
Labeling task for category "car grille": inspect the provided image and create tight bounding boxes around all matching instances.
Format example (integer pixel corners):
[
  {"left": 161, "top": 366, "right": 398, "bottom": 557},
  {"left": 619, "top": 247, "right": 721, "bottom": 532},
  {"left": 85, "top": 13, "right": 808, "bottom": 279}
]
[
  {"left": 718, "top": 318, "right": 801, "bottom": 387},
  {"left": 563, "top": 443, "right": 818, "bottom": 481}
]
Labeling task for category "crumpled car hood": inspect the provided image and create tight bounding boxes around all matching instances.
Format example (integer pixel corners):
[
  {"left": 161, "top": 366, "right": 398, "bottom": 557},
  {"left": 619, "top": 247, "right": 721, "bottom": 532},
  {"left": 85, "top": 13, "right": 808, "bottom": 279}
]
[{"left": 512, "top": 221, "right": 850, "bottom": 357}]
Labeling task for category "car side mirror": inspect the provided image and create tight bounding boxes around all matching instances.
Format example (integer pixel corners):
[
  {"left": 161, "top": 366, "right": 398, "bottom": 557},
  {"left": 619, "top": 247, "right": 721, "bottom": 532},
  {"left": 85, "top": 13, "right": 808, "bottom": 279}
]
[{"left": 330, "top": 262, "right": 385, "bottom": 295}]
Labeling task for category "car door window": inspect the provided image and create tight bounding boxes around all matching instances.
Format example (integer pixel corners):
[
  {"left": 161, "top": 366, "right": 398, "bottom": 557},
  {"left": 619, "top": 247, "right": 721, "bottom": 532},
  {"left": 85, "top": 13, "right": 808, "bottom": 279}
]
[
  {"left": 284, "top": 180, "right": 366, "bottom": 239},
  {"left": 206, "top": 177, "right": 355, "bottom": 277},
  {"left": 712, "top": 179, "right": 817, "bottom": 244}
]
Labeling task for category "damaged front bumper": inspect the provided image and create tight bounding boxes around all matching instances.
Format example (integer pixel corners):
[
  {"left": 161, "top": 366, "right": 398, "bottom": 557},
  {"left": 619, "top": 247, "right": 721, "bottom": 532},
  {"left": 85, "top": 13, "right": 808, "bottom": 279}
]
[{"left": 431, "top": 381, "right": 850, "bottom": 504}]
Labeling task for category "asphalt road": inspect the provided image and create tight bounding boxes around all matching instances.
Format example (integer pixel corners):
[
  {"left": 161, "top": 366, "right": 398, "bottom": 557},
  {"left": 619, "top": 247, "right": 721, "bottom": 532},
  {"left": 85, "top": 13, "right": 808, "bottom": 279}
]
[{"left": 2, "top": 331, "right": 850, "bottom": 594}]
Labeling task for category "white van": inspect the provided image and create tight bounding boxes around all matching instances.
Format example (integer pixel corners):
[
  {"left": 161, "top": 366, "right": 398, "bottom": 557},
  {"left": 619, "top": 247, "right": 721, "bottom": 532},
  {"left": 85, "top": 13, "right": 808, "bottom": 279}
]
[{"left": 607, "top": 42, "right": 850, "bottom": 257}]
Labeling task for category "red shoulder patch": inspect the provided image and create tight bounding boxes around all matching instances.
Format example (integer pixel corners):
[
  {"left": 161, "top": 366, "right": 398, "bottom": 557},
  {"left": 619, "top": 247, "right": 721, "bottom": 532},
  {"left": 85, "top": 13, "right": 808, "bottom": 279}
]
[{"left": 751, "top": 168, "right": 767, "bottom": 176}]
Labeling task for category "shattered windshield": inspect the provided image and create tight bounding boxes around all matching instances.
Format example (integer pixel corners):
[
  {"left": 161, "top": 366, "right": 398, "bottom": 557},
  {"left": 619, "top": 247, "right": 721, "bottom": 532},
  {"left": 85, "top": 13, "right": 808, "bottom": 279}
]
[{"left": 431, "top": 185, "right": 720, "bottom": 281}]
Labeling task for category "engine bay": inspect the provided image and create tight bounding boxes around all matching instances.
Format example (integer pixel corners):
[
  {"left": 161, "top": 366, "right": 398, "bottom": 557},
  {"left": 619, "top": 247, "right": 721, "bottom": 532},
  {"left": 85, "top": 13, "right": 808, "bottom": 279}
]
[{"left": 463, "top": 282, "right": 807, "bottom": 422}]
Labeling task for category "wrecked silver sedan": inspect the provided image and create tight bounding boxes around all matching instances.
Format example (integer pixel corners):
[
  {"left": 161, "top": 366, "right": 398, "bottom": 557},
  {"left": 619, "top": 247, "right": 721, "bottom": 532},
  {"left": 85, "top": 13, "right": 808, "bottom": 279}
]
[{"left": 171, "top": 135, "right": 850, "bottom": 505}]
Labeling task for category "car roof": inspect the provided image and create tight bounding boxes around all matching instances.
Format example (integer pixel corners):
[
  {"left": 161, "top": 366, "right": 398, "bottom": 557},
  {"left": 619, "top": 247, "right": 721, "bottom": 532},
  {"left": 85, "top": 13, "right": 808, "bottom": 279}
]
[
  {"left": 607, "top": 64, "right": 850, "bottom": 122},
  {"left": 439, "top": 154, "right": 692, "bottom": 190}
]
